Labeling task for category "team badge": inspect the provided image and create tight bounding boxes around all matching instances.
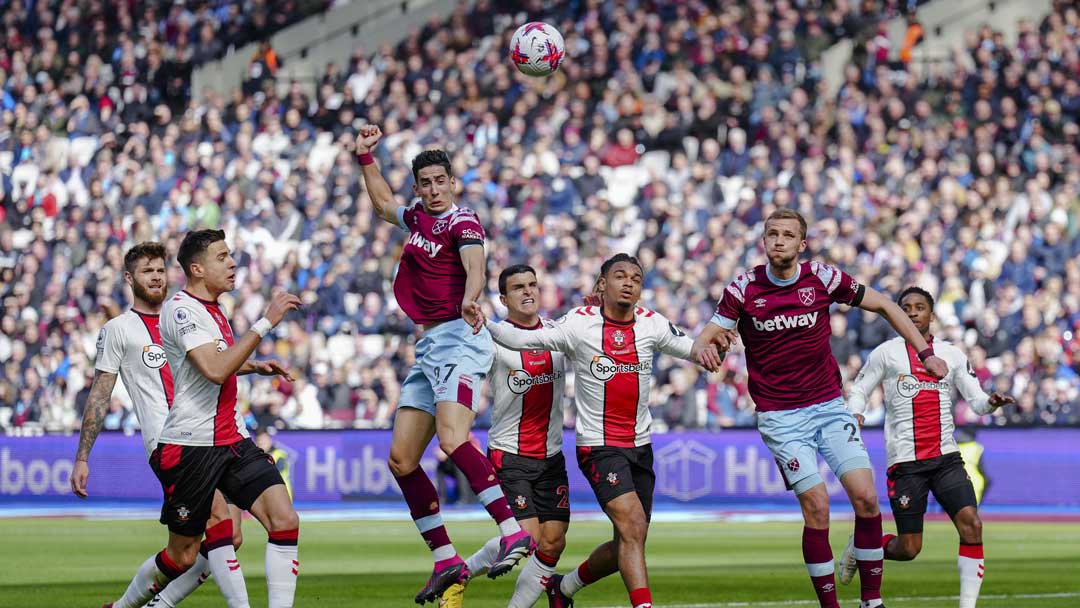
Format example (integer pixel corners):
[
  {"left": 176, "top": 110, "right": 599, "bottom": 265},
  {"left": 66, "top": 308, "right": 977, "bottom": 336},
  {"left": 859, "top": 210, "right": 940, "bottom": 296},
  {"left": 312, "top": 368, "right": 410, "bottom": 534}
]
[
  {"left": 898, "top": 495, "right": 910, "bottom": 509},
  {"left": 515, "top": 495, "right": 528, "bottom": 510},
  {"left": 612, "top": 330, "right": 625, "bottom": 347},
  {"left": 175, "top": 504, "right": 191, "bottom": 523},
  {"left": 431, "top": 219, "right": 449, "bottom": 234},
  {"left": 798, "top": 287, "right": 816, "bottom": 307},
  {"left": 607, "top": 472, "right": 619, "bottom": 486},
  {"left": 786, "top": 457, "right": 800, "bottom": 472}
]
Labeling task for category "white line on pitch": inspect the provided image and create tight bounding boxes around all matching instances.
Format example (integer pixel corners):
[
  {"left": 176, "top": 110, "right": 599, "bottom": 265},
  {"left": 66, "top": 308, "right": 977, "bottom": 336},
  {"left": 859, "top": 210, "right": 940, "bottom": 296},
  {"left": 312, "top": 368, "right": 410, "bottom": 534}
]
[{"left": 593, "top": 591, "right": 1080, "bottom": 608}]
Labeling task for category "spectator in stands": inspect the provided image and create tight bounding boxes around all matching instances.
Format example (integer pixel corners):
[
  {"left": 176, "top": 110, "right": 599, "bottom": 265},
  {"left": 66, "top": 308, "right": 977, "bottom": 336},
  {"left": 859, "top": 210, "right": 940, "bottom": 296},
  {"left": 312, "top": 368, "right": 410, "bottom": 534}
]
[{"left": 0, "top": 0, "right": 1077, "bottom": 436}]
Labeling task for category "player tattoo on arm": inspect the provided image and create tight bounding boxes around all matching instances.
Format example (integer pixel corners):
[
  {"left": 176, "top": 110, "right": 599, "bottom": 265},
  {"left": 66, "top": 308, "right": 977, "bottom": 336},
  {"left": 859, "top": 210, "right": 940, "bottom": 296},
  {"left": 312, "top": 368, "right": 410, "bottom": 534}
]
[{"left": 75, "top": 370, "right": 118, "bottom": 462}]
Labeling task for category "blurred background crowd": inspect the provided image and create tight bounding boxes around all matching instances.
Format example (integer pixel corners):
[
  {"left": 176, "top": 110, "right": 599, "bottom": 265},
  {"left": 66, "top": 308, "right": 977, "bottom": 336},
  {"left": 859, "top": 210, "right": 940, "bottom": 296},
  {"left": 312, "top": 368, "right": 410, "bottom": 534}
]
[{"left": 0, "top": 0, "right": 1077, "bottom": 438}]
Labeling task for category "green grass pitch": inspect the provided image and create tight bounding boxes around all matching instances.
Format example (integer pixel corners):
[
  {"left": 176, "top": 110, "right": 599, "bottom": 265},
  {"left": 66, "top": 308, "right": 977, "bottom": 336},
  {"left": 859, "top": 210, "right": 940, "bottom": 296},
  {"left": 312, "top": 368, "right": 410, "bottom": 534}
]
[{"left": 3, "top": 518, "right": 1078, "bottom": 607}]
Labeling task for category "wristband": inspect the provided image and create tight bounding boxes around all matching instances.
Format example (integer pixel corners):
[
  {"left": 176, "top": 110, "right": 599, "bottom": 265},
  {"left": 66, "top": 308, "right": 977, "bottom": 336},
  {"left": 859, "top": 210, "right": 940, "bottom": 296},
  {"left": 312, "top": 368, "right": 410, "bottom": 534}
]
[
  {"left": 357, "top": 151, "right": 375, "bottom": 166},
  {"left": 917, "top": 347, "right": 934, "bottom": 362},
  {"left": 252, "top": 317, "right": 273, "bottom": 338}
]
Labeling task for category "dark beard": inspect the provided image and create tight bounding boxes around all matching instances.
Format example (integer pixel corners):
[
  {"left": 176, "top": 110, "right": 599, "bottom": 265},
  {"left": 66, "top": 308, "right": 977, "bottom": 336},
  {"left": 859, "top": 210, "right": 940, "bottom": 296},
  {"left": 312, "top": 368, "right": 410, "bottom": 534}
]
[{"left": 132, "top": 282, "right": 166, "bottom": 306}]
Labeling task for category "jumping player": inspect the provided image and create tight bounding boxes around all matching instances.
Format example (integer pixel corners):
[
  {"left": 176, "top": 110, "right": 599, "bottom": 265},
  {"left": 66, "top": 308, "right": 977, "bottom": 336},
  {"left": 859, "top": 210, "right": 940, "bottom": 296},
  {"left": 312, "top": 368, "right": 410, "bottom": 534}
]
[
  {"left": 842, "top": 286, "right": 1013, "bottom": 608},
  {"left": 355, "top": 125, "right": 533, "bottom": 606},
  {"left": 692, "top": 209, "right": 949, "bottom": 608}
]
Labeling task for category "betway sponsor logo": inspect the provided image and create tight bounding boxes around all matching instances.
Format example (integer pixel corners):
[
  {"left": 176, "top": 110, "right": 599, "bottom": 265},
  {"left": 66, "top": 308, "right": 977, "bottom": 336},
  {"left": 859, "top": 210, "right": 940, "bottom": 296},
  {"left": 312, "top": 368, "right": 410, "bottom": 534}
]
[
  {"left": 896, "top": 374, "right": 949, "bottom": 399},
  {"left": 407, "top": 231, "right": 444, "bottom": 258},
  {"left": 590, "top": 355, "right": 651, "bottom": 381},
  {"left": 507, "top": 369, "right": 564, "bottom": 395},
  {"left": 751, "top": 311, "right": 818, "bottom": 332}
]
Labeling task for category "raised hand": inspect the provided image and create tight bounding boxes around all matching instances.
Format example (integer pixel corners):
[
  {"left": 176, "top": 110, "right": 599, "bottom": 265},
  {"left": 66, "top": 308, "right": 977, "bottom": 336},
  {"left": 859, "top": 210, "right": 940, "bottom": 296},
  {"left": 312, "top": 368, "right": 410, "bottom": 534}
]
[
  {"left": 355, "top": 124, "right": 383, "bottom": 154},
  {"left": 265, "top": 289, "right": 302, "bottom": 327}
]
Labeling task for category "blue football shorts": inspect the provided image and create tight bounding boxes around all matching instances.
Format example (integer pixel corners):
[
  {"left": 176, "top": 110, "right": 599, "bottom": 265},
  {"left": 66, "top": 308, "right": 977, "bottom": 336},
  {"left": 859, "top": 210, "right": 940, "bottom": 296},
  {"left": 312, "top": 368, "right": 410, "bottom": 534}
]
[
  {"left": 757, "top": 396, "right": 872, "bottom": 494},
  {"left": 399, "top": 318, "right": 494, "bottom": 415}
]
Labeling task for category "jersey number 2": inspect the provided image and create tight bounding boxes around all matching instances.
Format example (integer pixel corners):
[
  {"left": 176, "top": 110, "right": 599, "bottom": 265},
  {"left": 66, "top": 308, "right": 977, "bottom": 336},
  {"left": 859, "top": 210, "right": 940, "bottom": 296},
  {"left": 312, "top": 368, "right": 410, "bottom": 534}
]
[
  {"left": 843, "top": 422, "right": 860, "bottom": 443},
  {"left": 556, "top": 485, "right": 570, "bottom": 509}
]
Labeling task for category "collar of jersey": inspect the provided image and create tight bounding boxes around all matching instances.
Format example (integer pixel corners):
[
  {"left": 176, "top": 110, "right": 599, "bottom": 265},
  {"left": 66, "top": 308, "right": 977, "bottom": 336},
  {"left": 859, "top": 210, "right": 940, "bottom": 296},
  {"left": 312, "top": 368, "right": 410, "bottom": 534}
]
[
  {"left": 507, "top": 318, "right": 543, "bottom": 330},
  {"left": 601, "top": 310, "right": 636, "bottom": 326},
  {"left": 183, "top": 289, "right": 220, "bottom": 306},
  {"left": 425, "top": 204, "right": 457, "bottom": 219},
  {"left": 765, "top": 262, "right": 801, "bottom": 287},
  {"left": 131, "top": 308, "right": 160, "bottom": 317}
]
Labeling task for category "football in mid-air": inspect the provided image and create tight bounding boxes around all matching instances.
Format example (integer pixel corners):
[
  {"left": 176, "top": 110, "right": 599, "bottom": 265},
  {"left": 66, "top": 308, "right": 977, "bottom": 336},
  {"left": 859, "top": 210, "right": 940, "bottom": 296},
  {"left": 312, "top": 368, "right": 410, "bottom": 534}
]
[{"left": 509, "top": 22, "right": 565, "bottom": 77}]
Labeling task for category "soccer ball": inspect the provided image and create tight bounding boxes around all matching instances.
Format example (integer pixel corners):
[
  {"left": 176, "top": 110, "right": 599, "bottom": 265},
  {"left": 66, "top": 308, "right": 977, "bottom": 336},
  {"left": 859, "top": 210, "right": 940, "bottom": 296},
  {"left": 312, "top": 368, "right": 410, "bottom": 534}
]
[{"left": 509, "top": 22, "right": 565, "bottom": 77}]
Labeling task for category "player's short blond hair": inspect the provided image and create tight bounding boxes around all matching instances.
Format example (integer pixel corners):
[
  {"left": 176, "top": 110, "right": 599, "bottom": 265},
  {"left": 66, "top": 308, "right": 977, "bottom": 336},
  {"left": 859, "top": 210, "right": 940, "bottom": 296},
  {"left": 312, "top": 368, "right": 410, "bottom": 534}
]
[{"left": 765, "top": 209, "right": 807, "bottom": 240}]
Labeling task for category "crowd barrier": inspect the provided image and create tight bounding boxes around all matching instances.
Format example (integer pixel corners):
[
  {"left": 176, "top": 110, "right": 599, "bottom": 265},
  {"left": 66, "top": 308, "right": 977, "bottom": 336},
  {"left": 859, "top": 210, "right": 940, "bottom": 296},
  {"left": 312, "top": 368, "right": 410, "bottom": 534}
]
[{"left": 2, "top": 429, "right": 1077, "bottom": 507}]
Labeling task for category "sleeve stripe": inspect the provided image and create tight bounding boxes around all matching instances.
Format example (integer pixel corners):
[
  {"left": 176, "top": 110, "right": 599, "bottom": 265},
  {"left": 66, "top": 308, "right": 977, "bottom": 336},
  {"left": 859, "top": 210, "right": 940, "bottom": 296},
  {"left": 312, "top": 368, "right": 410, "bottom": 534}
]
[
  {"left": 827, "top": 269, "right": 841, "bottom": 294},
  {"left": 710, "top": 314, "right": 737, "bottom": 329},
  {"left": 725, "top": 283, "right": 745, "bottom": 303}
]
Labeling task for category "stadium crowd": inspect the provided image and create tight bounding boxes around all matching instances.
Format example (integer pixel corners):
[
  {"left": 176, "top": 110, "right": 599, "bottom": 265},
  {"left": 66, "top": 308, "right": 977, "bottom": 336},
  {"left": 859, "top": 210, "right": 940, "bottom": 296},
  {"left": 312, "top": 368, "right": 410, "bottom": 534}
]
[{"left": 0, "top": 0, "right": 1077, "bottom": 437}]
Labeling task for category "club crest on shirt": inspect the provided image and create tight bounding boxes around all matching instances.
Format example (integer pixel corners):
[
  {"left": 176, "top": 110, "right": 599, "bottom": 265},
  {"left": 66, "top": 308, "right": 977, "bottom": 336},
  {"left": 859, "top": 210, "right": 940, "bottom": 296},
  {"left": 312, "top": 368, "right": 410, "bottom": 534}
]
[
  {"left": 612, "top": 330, "right": 625, "bottom": 347},
  {"left": 798, "top": 287, "right": 816, "bottom": 307},
  {"left": 431, "top": 219, "right": 449, "bottom": 234}
]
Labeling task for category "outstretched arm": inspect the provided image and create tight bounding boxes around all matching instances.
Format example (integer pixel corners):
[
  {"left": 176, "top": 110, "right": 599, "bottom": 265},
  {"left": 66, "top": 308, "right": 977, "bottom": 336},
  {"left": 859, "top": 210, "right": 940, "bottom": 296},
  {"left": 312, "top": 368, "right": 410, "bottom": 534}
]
[
  {"left": 459, "top": 245, "right": 487, "bottom": 333},
  {"left": 848, "top": 346, "right": 888, "bottom": 424},
  {"left": 954, "top": 355, "right": 1015, "bottom": 415},
  {"left": 70, "top": 370, "right": 119, "bottom": 498},
  {"left": 858, "top": 287, "right": 948, "bottom": 379},
  {"left": 355, "top": 125, "right": 401, "bottom": 226},
  {"left": 487, "top": 319, "right": 574, "bottom": 354}
]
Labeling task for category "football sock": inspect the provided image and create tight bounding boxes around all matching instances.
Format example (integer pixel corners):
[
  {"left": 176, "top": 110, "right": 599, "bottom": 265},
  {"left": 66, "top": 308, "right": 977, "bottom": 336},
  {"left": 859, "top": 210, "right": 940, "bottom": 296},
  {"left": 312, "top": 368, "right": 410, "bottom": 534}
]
[
  {"left": 958, "top": 542, "right": 985, "bottom": 608},
  {"left": 508, "top": 550, "right": 558, "bottom": 608},
  {"left": 560, "top": 559, "right": 598, "bottom": 597},
  {"left": 465, "top": 536, "right": 501, "bottom": 576},
  {"left": 881, "top": 533, "right": 898, "bottom": 559},
  {"left": 854, "top": 515, "right": 884, "bottom": 602},
  {"left": 629, "top": 587, "right": 653, "bottom": 608},
  {"left": 111, "top": 549, "right": 187, "bottom": 608},
  {"left": 266, "top": 528, "right": 300, "bottom": 608},
  {"left": 151, "top": 549, "right": 210, "bottom": 606},
  {"left": 204, "top": 520, "right": 249, "bottom": 608},
  {"left": 449, "top": 443, "right": 521, "bottom": 536},
  {"left": 802, "top": 526, "right": 840, "bottom": 608},
  {"left": 395, "top": 466, "right": 458, "bottom": 563}
]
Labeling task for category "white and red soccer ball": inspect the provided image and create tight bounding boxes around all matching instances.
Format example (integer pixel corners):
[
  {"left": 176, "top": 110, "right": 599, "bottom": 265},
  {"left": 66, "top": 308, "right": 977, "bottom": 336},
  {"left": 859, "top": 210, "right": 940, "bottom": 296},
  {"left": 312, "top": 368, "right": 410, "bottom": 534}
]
[{"left": 509, "top": 22, "right": 565, "bottom": 77}]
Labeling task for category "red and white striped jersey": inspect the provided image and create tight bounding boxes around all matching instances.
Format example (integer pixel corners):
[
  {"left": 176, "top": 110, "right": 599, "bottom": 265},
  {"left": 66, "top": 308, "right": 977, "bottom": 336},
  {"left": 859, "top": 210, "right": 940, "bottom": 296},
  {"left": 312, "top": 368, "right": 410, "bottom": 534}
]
[
  {"left": 848, "top": 336, "right": 991, "bottom": 467},
  {"left": 158, "top": 290, "right": 248, "bottom": 447},
  {"left": 95, "top": 310, "right": 175, "bottom": 458},
  {"left": 487, "top": 306, "right": 694, "bottom": 448},
  {"left": 487, "top": 319, "right": 567, "bottom": 459}
]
